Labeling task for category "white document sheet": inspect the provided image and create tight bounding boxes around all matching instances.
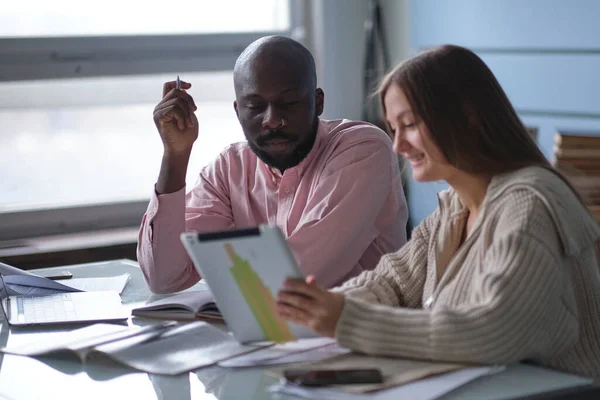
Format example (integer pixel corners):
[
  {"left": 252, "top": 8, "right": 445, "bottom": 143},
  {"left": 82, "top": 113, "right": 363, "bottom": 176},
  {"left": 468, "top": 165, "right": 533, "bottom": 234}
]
[
  {"left": 218, "top": 338, "right": 350, "bottom": 367},
  {"left": 91, "top": 321, "right": 268, "bottom": 375},
  {"left": 61, "top": 274, "right": 131, "bottom": 294},
  {"left": 269, "top": 366, "right": 505, "bottom": 400}
]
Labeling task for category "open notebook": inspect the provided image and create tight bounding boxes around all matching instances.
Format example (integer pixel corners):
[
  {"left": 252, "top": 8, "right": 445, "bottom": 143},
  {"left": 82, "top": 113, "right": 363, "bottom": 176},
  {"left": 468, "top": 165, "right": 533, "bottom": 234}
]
[{"left": 131, "top": 290, "right": 222, "bottom": 321}]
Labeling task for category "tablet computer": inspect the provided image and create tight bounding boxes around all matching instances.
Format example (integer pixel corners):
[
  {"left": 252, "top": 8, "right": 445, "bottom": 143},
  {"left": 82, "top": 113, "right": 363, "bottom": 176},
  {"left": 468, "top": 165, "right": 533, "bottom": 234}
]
[{"left": 180, "top": 225, "right": 317, "bottom": 343}]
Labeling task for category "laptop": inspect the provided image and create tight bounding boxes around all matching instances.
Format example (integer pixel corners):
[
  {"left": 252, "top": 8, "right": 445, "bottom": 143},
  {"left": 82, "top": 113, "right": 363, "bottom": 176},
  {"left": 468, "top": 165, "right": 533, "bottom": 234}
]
[
  {"left": 0, "top": 274, "right": 129, "bottom": 326},
  {"left": 180, "top": 225, "right": 318, "bottom": 343}
]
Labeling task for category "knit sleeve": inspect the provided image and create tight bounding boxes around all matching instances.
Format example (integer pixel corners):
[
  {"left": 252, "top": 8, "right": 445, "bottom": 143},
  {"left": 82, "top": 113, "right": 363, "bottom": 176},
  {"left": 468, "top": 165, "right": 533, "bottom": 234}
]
[
  {"left": 334, "top": 229, "right": 579, "bottom": 365},
  {"left": 331, "top": 209, "right": 439, "bottom": 308}
]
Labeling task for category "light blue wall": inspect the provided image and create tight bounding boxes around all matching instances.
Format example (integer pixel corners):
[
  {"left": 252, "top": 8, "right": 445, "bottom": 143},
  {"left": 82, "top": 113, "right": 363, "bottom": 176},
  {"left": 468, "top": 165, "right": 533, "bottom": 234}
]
[{"left": 407, "top": 0, "right": 600, "bottom": 226}]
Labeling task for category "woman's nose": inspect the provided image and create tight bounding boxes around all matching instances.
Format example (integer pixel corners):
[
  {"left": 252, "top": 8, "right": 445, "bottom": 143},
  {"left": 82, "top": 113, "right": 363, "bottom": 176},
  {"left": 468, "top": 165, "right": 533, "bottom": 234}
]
[{"left": 393, "top": 133, "right": 410, "bottom": 154}]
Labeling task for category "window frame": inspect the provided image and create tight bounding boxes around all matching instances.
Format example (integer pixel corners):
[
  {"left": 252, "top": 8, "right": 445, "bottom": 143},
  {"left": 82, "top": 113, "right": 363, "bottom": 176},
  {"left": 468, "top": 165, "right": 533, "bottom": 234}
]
[
  {"left": 0, "top": 0, "right": 303, "bottom": 241},
  {"left": 0, "top": 32, "right": 279, "bottom": 82}
]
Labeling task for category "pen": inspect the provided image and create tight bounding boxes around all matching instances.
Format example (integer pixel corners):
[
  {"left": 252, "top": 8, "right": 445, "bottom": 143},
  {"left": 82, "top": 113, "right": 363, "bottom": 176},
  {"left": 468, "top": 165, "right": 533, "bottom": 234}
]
[
  {"left": 71, "top": 321, "right": 179, "bottom": 351},
  {"left": 43, "top": 271, "right": 73, "bottom": 280},
  {"left": 176, "top": 75, "right": 181, "bottom": 90}
]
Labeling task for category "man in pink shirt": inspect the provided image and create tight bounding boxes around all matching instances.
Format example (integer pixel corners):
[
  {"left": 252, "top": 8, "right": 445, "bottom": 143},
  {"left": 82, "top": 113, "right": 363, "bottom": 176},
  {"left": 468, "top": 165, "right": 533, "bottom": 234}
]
[{"left": 138, "top": 36, "right": 408, "bottom": 293}]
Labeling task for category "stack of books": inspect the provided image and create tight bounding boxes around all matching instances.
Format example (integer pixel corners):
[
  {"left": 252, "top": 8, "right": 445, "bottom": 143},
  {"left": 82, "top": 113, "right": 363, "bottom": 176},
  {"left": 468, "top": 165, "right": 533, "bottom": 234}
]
[{"left": 553, "top": 132, "right": 600, "bottom": 222}]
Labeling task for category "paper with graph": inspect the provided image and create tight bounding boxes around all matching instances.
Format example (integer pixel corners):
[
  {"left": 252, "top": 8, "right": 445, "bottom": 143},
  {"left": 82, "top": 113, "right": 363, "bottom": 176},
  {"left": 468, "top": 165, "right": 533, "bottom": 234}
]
[
  {"left": 181, "top": 226, "right": 318, "bottom": 344},
  {"left": 226, "top": 243, "right": 295, "bottom": 343}
]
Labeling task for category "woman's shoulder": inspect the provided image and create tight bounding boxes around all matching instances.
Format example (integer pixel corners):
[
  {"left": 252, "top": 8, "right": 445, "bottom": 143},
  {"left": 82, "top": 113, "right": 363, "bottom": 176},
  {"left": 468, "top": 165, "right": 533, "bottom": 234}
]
[
  {"left": 487, "top": 166, "right": 579, "bottom": 213},
  {"left": 489, "top": 165, "right": 564, "bottom": 193},
  {"left": 487, "top": 187, "right": 556, "bottom": 237},
  {"left": 486, "top": 166, "right": 600, "bottom": 256}
]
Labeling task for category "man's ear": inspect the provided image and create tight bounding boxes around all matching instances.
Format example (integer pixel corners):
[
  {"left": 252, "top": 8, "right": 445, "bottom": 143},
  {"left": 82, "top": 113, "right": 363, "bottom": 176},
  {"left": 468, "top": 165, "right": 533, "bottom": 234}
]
[
  {"left": 315, "top": 88, "right": 324, "bottom": 116},
  {"left": 233, "top": 100, "right": 239, "bottom": 118}
]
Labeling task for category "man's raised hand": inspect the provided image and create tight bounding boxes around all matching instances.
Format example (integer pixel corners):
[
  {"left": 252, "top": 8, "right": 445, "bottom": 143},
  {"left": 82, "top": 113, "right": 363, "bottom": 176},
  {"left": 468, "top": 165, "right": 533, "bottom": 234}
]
[{"left": 153, "top": 79, "right": 199, "bottom": 154}]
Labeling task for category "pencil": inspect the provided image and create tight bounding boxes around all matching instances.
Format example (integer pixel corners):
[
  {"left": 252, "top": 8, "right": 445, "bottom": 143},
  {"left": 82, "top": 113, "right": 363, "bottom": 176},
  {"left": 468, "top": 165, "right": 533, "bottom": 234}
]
[{"left": 176, "top": 75, "right": 181, "bottom": 90}]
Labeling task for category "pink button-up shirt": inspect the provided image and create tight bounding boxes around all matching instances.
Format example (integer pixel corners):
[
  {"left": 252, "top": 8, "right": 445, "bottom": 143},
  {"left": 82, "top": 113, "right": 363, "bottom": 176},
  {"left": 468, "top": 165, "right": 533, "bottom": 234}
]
[{"left": 137, "top": 119, "right": 408, "bottom": 293}]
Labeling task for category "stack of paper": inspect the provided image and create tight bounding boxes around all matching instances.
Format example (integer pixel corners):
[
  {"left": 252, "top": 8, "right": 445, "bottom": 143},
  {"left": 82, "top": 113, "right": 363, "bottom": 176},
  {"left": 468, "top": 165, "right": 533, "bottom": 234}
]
[
  {"left": 269, "top": 366, "right": 505, "bottom": 400},
  {"left": 0, "top": 321, "right": 269, "bottom": 375},
  {"left": 267, "top": 353, "right": 470, "bottom": 394},
  {"left": 218, "top": 337, "right": 350, "bottom": 367}
]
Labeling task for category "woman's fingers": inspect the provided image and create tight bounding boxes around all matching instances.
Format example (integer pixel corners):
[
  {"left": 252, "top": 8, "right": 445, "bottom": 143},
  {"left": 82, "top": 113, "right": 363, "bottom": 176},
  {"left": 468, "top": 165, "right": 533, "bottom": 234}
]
[
  {"left": 277, "top": 290, "right": 316, "bottom": 312},
  {"left": 277, "top": 303, "right": 308, "bottom": 324},
  {"left": 277, "top": 286, "right": 345, "bottom": 339},
  {"left": 283, "top": 278, "right": 325, "bottom": 300}
]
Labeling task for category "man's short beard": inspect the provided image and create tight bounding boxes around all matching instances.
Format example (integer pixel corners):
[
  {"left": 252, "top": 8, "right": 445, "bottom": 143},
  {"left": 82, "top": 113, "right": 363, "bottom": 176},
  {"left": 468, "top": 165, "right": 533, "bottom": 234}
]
[{"left": 248, "top": 120, "right": 319, "bottom": 172}]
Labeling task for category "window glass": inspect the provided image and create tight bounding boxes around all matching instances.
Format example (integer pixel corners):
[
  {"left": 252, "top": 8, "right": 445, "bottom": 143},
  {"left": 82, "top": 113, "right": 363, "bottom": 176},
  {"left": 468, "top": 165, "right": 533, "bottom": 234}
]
[
  {"left": 0, "top": 0, "right": 289, "bottom": 38},
  {"left": 0, "top": 72, "right": 244, "bottom": 211}
]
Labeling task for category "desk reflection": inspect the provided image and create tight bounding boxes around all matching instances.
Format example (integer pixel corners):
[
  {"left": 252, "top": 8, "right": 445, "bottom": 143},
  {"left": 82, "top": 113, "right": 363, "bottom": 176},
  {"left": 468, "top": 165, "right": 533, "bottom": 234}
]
[
  {"left": 148, "top": 373, "right": 192, "bottom": 400},
  {"left": 25, "top": 351, "right": 278, "bottom": 400},
  {"left": 194, "top": 366, "right": 276, "bottom": 400},
  {"left": 146, "top": 366, "right": 278, "bottom": 400},
  {"left": 0, "top": 322, "right": 9, "bottom": 371}
]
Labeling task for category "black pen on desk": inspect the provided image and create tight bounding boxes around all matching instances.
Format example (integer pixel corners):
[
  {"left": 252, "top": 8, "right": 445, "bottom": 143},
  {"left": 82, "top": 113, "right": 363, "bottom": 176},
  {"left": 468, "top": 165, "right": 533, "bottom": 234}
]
[
  {"left": 43, "top": 271, "right": 73, "bottom": 280},
  {"left": 74, "top": 321, "right": 179, "bottom": 355},
  {"left": 176, "top": 75, "right": 181, "bottom": 90}
]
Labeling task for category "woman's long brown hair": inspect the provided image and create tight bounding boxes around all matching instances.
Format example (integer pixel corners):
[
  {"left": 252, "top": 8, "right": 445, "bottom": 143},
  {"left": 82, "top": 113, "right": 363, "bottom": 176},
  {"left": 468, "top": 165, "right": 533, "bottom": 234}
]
[
  {"left": 379, "top": 44, "right": 549, "bottom": 174},
  {"left": 378, "top": 44, "right": 590, "bottom": 207}
]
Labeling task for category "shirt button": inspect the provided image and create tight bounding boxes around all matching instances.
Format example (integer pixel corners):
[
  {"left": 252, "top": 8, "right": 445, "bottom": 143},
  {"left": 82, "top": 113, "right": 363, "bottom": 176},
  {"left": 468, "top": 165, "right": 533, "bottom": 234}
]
[
  {"left": 424, "top": 296, "right": 434, "bottom": 309},
  {"left": 284, "top": 187, "right": 291, "bottom": 194}
]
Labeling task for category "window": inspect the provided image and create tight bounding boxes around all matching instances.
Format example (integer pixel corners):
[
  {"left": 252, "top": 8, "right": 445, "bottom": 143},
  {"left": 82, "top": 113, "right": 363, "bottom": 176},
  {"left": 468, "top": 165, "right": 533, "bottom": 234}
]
[
  {"left": 1, "top": 1, "right": 289, "bottom": 37},
  {"left": 0, "top": 0, "right": 299, "bottom": 240}
]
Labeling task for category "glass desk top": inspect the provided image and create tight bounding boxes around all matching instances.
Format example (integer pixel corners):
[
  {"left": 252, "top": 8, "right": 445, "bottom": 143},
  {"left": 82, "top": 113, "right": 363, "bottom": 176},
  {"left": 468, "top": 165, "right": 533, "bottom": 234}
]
[{"left": 0, "top": 259, "right": 595, "bottom": 400}]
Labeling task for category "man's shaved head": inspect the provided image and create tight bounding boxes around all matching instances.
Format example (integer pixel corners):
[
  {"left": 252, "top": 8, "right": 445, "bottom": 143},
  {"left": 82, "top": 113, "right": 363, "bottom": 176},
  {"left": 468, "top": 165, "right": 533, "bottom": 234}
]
[
  {"left": 233, "top": 35, "right": 317, "bottom": 94},
  {"left": 232, "top": 36, "right": 324, "bottom": 172}
]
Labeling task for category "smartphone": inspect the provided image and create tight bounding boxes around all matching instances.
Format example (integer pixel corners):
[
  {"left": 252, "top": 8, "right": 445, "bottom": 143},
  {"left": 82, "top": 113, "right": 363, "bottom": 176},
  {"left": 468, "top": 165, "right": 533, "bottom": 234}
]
[
  {"left": 37, "top": 271, "right": 73, "bottom": 280},
  {"left": 283, "top": 368, "right": 383, "bottom": 386}
]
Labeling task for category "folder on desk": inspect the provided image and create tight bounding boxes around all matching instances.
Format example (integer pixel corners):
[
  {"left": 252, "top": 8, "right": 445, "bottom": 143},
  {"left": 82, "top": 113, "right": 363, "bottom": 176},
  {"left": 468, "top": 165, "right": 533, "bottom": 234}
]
[
  {"left": 0, "top": 274, "right": 129, "bottom": 326},
  {"left": 0, "top": 261, "right": 130, "bottom": 296}
]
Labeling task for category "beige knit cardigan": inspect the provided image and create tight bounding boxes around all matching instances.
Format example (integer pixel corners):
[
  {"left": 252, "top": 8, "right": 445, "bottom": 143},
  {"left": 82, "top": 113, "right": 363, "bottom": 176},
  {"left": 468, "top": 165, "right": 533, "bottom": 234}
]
[{"left": 334, "top": 166, "right": 600, "bottom": 378}]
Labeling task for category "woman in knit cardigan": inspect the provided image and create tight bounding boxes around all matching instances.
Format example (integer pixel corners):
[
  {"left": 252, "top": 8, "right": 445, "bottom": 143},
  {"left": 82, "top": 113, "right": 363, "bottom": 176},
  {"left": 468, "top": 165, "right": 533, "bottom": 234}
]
[{"left": 276, "top": 44, "right": 600, "bottom": 377}]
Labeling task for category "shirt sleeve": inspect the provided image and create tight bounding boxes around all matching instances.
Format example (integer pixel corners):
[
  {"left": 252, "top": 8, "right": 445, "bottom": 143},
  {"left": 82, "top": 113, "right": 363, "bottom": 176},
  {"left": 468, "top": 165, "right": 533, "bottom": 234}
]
[
  {"left": 334, "top": 231, "right": 579, "bottom": 365},
  {"left": 137, "top": 153, "right": 234, "bottom": 294},
  {"left": 331, "top": 209, "right": 438, "bottom": 306},
  {"left": 286, "top": 131, "right": 406, "bottom": 288}
]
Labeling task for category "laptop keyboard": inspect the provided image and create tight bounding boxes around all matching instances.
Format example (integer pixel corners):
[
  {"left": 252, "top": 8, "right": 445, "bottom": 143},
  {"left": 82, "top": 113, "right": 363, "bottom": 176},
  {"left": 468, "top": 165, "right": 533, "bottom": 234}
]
[{"left": 19, "top": 294, "right": 77, "bottom": 323}]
